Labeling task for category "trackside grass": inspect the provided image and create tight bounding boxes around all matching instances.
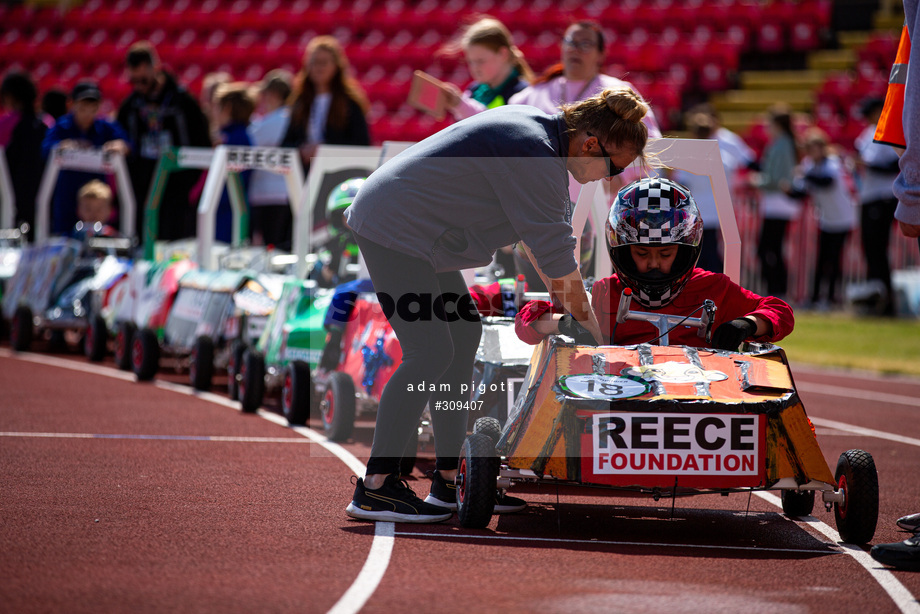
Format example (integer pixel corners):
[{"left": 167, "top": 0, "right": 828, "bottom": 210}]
[{"left": 780, "top": 311, "right": 920, "bottom": 377}]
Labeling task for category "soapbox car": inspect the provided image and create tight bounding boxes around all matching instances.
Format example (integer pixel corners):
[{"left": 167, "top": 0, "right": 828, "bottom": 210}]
[
  {"left": 455, "top": 294, "right": 879, "bottom": 546},
  {"left": 131, "top": 266, "right": 284, "bottom": 391},
  {"left": 3, "top": 236, "right": 133, "bottom": 353}
]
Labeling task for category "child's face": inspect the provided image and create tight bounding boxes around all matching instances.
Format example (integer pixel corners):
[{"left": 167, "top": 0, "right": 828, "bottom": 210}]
[
  {"left": 77, "top": 196, "right": 111, "bottom": 225},
  {"left": 72, "top": 99, "right": 100, "bottom": 131},
  {"left": 630, "top": 244, "right": 678, "bottom": 274}
]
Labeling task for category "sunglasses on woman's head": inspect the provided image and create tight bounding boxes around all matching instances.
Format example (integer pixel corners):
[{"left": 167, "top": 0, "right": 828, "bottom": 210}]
[{"left": 587, "top": 132, "right": 626, "bottom": 177}]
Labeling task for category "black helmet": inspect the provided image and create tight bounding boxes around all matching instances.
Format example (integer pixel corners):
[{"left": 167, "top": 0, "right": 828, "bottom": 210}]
[{"left": 606, "top": 177, "right": 703, "bottom": 308}]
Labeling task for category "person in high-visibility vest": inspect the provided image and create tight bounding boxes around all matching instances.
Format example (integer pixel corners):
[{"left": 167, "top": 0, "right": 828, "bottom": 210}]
[{"left": 874, "top": 2, "right": 920, "bottom": 239}]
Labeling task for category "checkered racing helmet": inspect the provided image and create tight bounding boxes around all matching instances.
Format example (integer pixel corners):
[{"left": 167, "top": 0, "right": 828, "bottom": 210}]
[
  {"left": 326, "top": 177, "right": 366, "bottom": 230},
  {"left": 606, "top": 177, "right": 703, "bottom": 308}
]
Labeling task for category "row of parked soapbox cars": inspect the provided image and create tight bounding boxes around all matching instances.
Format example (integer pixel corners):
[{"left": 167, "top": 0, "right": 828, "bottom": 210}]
[{"left": 1, "top": 228, "right": 880, "bottom": 544}]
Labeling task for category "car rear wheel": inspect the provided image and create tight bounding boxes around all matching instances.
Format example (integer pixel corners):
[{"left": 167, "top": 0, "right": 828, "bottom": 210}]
[
  {"left": 190, "top": 335, "right": 214, "bottom": 391},
  {"left": 114, "top": 321, "right": 136, "bottom": 371},
  {"left": 132, "top": 327, "right": 160, "bottom": 381},
  {"left": 781, "top": 489, "right": 815, "bottom": 517},
  {"left": 282, "top": 361, "right": 313, "bottom": 426},
  {"left": 10, "top": 305, "right": 33, "bottom": 352},
  {"left": 85, "top": 313, "right": 108, "bottom": 362},
  {"left": 239, "top": 349, "right": 265, "bottom": 413},
  {"left": 321, "top": 372, "right": 355, "bottom": 441},
  {"left": 226, "top": 340, "right": 246, "bottom": 400}
]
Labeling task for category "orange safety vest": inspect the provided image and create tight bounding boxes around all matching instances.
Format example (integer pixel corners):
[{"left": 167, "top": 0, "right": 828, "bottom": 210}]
[{"left": 875, "top": 22, "right": 911, "bottom": 148}]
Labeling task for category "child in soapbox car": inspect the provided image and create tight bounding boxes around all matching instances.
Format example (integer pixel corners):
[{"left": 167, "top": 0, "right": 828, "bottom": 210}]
[{"left": 455, "top": 178, "right": 878, "bottom": 546}]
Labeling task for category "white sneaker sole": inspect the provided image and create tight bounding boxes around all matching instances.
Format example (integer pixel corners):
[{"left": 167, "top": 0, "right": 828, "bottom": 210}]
[
  {"left": 346, "top": 502, "right": 452, "bottom": 523},
  {"left": 897, "top": 513, "right": 920, "bottom": 532},
  {"left": 424, "top": 495, "right": 526, "bottom": 514}
]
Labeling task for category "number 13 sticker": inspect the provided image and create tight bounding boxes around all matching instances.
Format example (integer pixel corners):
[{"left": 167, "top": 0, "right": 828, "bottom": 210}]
[{"left": 558, "top": 374, "right": 650, "bottom": 400}]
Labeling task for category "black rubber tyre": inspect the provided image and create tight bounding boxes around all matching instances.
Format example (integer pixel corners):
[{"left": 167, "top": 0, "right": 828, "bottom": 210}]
[
  {"left": 781, "top": 489, "right": 816, "bottom": 517},
  {"left": 238, "top": 349, "right": 265, "bottom": 413},
  {"left": 114, "top": 321, "right": 136, "bottom": 371},
  {"left": 473, "top": 416, "right": 503, "bottom": 446},
  {"left": 132, "top": 327, "right": 160, "bottom": 381},
  {"left": 189, "top": 335, "right": 215, "bottom": 391},
  {"left": 282, "top": 360, "right": 312, "bottom": 426},
  {"left": 321, "top": 371, "right": 356, "bottom": 441},
  {"left": 10, "top": 305, "right": 33, "bottom": 352},
  {"left": 834, "top": 449, "right": 879, "bottom": 544},
  {"left": 226, "top": 340, "right": 246, "bottom": 400},
  {"left": 400, "top": 427, "right": 420, "bottom": 477},
  {"left": 85, "top": 313, "right": 108, "bottom": 361},
  {"left": 456, "top": 433, "right": 499, "bottom": 529}
]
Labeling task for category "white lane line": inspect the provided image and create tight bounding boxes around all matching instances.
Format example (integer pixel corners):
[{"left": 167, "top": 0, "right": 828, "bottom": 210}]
[
  {"left": 797, "top": 382, "right": 920, "bottom": 409},
  {"left": 1, "top": 349, "right": 393, "bottom": 614},
  {"left": 811, "top": 417, "right": 920, "bottom": 448},
  {"left": 393, "top": 531, "right": 838, "bottom": 555},
  {"left": 755, "top": 492, "right": 920, "bottom": 614},
  {"left": 0, "top": 431, "right": 312, "bottom": 443}
]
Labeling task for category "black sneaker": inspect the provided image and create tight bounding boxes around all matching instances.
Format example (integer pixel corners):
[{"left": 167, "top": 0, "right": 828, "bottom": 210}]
[
  {"left": 423, "top": 470, "right": 527, "bottom": 514},
  {"left": 346, "top": 474, "right": 453, "bottom": 523},
  {"left": 870, "top": 533, "right": 920, "bottom": 570},
  {"left": 897, "top": 512, "right": 920, "bottom": 533},
  {"left": 423, "top": 470, "right": 457, "bottom": 508}
]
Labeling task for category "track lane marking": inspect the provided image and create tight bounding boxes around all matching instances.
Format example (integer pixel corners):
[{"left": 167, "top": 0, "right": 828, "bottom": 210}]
[
  {"left": 797, "top": 382, "right": 920, "bottom": 408},
  {"left": 0, "top": 431, "right": 312, "bottom": 442},
  {"left": 811, "top": 417, "right": 920, "bottom": 448},
  {"left": 393, "top": 531, "right": 839, "bottom": 555},
  {"left": 0, "top": 349, "right": 393, "bottom": 614},
  {"left": 755, "top": 492, "right": 920, "bottom": 614}
]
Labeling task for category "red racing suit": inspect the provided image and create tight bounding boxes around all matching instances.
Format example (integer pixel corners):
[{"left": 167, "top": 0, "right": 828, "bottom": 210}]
[{"left": 515, "top": 268, "right": 795, "bottom": 347}]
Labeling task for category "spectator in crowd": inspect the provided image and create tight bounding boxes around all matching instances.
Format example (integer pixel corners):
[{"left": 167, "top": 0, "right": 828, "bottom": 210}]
[
  {"left": 247, "top": 69, "right": 293, "bottom": 248},
  {"left": 753, "top": 103, "right": 801, "bottom": 299},
  {"left": 117, "top": 41, "right": 211, "bottom": 241},
  {"left": 342, "top": 87, "right": 646, "bottom": 523},
  {"left": 790, "top": 127, "right": 857, "bottom": 309},
  {"left": 855, "top": 97, "right": 901, "bottom": 314},
  {"left": 41, "top": 88, "right": 67, "bottom": 124},
  {"left": 200, "top": 71, "right": 233, "bottom": 146},
  {"left": 508, "top": 20, "right": 663, "bottom": 289},
  {"left": 672, "top": 111, "right": 756, "bottom": 273},
  {"left": 212, "top": 82, "right": 254, "bottom": 244},
  {"left": 73, "top": 178, "right": 119, "bottom": 238},
  {"left": 438, "top": 16, "right": 534, "bottom": 121},
  {"left": 282, "top": 35, "right": 371, "bottom": 166},
  {"left": 0, "top": 71, "right": 47, "bottom": 234},
  {"left": 41, "top": 81, "right": 130, "bottom": 236}
]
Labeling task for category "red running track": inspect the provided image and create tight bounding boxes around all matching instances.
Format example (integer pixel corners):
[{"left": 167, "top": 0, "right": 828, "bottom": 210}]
[{"left": 1, "top": 345, "right": 919, "bottom": 614}]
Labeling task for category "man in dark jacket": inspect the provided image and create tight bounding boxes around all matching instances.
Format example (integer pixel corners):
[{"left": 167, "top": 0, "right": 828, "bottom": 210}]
[{"left": 116, "top": 42, "right": 211, "bottom": 242}]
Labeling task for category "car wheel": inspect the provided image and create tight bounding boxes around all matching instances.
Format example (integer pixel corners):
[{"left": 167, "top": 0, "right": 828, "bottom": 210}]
[
  {"left": 10, "top": 305, "right": 33, "bottom": 352},
  {"left": 321, "top": 372, "right": 356, "bottom": 442},
  {"left": 456, "top": 433, "right": 498, "bottom": 529},
  {"left": 132, "top": 327, "right": 160, "bottom": 381},
  {"left": 472, "top": 416, "right": 503, "bottom": 446},
  {"left": 834, "top": 449, "right": 879, "bottom": 544},
  {"left": 114, "top": 321, "right": 136, "bottom": 371},
  {"left": 85, "top": 313, "right": 108, "bottom": 362},
  {"left": 282, "top": 360, "right": 312, "bottom": 426},
  {"left": 226, "top": 340, "right": 246, "bottom": 400},
  {"left": 190, "top": 335, "right": 215, "bottom": 391},
  {"left": 781, "top": 489, "right": 815, "bottom": 517},
  {"left": 239, "top": 349, "right": 265, "bottom": 413}
]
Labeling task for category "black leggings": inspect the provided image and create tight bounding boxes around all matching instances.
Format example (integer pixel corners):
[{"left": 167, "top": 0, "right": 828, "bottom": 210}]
[
  {"left": 812, "top": 229, "right": 849, "bottom": 304},
  {"left": 356, "top": 235, "right": 482, "bottom": 476},
  {"left": 860, "top": 197, "right": 898, "bottom": 313}
]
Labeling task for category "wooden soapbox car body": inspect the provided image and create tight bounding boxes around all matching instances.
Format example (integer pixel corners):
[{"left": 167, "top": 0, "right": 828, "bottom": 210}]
[{"left": 456, "top": 304, "right": 879, "bottom": 545}]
